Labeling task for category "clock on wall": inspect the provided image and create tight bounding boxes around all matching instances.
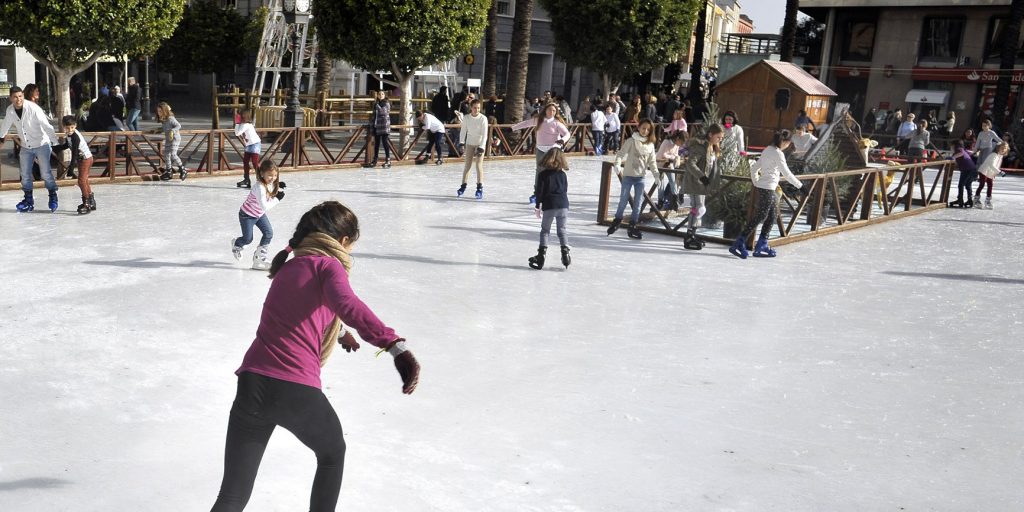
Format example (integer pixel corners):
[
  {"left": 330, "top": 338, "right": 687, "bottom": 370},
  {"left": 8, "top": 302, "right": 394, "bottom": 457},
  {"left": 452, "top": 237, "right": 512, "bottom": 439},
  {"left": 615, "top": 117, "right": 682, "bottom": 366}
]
[{"left": 283, "top": 0, "right": 309, "bottom": 13}]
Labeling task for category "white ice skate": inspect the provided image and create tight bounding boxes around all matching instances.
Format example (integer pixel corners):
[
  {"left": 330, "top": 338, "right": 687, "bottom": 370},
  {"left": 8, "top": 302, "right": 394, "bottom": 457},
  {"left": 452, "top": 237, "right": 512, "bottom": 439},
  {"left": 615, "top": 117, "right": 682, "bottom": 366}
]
[
  {"left": 985, "top": 198, "right": 993, "bottom": 210},
  {"left": 252, "top": 245, "right": 271, "bottom": 270},
  {"left": 231, "top": 239, "right": 242, "bottom": 261}
]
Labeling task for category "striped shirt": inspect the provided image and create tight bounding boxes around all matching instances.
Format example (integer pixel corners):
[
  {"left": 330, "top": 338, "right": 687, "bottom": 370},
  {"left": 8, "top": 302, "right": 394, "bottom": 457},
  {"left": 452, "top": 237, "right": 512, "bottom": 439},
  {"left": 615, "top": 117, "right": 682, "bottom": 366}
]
[{"left": 240, "top": 182, "right": 280, "bottom": 218}]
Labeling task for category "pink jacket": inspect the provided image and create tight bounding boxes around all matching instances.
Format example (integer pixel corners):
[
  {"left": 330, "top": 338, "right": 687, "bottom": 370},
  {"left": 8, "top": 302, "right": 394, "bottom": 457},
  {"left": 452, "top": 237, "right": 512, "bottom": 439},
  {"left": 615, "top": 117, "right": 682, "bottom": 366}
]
[{"left": 513, "top": 117, "right": 570, "bottom": 150}]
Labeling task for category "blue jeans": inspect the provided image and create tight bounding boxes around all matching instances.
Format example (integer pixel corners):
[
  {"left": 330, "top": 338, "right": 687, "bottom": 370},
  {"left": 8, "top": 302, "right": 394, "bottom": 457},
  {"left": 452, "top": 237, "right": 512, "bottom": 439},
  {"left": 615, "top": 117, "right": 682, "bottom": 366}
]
[
  {"left": 592, "top": 130, "right": 604, "bottom": 154},
  {"left": 126, "top": 109, "right": 141, "bottom": 131},
  {"left": 426, "top": 131, "right": 444, "bottom": 159},
  {"left": 20, "top": 144, "right": 57, "bottom": 193},
  {"left": 614, "top": 175, "right": 645, "bottom": 224},
  {"left": 235, "top": 210, "right": 273, "bottom": 248}
]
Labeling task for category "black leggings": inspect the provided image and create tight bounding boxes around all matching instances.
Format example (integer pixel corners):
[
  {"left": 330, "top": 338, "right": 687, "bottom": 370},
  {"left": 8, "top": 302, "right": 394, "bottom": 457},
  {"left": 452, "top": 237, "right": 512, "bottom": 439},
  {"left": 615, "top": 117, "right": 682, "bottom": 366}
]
[
  {"left": 211, "top": 372, "right": 346, "bottom": 512},
  {"left": 374, "top": 133, "right": 392, "bottom": 161},
  {"left": 741, "top": 187, "right": 777, "bottom": 239},
  {"left": 957, "top": 170, "right": 977, "bottom": 201}
]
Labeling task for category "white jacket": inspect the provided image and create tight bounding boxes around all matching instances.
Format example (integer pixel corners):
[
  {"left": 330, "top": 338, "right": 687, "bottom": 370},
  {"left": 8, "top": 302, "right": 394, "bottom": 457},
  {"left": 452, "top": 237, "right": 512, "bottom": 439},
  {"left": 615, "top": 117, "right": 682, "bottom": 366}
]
[
  {"left": 978, "top": 153, "right": 1004, "bottom": 179},
  {"left": 0, "top": 101, "right": 58, "bottom": 148},
  {"left": 590, "top": 110, "right": 606, "bottom": 132},
  {"left": 605, "top": 113, "right": 621, "bottom": 132},
  {"left": 750, "top": 146, "right": 803, "bottom": 191},
  {"left": 235, "top": 122, "right": 261, "bottom": 146},
  {"left": 614, "top": 132, "right": 658, "bottom": 178},
  {"left": 421, "top": 112, "right": 445, "bottom": 133},
  {"left": 459, "top": 113, "right": 488, "bottom": 147}
]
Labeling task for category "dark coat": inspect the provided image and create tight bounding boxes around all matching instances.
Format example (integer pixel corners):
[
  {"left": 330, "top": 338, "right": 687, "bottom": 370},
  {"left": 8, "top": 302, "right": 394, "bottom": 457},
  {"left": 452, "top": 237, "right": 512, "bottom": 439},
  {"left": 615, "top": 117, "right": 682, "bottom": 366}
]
[{"left": 681, "top": 137, "right": 719, "bottom": 195}]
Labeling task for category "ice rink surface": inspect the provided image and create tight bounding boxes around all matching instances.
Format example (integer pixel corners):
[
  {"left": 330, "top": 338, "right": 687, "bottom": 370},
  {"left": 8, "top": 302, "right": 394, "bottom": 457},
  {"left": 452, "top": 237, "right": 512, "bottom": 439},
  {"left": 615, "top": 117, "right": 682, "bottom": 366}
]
[{"left": 1, "top": 156, "right": 1022, "bottom": 511}]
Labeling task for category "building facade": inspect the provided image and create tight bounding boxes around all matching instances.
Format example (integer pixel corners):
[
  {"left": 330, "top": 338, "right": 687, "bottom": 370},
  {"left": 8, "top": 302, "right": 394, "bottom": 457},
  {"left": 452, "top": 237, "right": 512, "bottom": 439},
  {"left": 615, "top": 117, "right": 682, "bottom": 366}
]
[{"left": 802, "top": 0, "right": 1020, "bottom": 129}]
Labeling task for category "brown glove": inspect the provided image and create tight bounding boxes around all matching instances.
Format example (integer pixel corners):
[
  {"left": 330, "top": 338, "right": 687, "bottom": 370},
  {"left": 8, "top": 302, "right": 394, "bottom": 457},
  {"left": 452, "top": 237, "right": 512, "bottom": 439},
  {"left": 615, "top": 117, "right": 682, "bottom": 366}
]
[
  {"left": 384, "top": 339, "right": 419, "bottom": 394},
  {"left": 338, "top": 331, "right": 359, "bottom": 353}
]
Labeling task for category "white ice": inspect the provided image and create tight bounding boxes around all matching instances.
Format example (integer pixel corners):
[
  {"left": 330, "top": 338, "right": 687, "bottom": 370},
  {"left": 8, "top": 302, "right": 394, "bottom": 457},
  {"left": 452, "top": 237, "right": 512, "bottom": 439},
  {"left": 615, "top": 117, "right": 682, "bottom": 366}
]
[{"left": 1, "top": 157, "right": 1022, "bottom": 511}]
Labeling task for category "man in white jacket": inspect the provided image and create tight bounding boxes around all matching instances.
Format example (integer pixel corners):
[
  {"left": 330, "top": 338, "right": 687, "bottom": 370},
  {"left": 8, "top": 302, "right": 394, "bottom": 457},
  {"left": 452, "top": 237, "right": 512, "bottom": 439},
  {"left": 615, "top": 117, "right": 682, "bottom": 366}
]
[{"left": 0, "top": 86, "right": 60, "bottom": 212}]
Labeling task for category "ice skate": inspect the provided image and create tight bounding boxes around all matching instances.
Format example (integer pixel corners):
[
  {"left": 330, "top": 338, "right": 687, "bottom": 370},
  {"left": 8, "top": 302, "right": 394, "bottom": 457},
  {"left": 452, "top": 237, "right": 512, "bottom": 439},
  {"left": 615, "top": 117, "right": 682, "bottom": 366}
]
[
  {"left": 457, "top": 183, "right": 467, "bottom": 197},
  {"left": 15, "top": 193, "right": 34, "bottom": 212},
  {"left": 436, "top": 158, "right": 443, "bottom": 165},
  {"left": 252, "top": 245, "right": 271, "bottom": 270},
  {"left": 528, "top": 246, "right": 546, "bottom": 270},
  {"left": 48, "top": 191, "right": 58, "bottom": 212},
  {"left": 973, "top": 193, "right": 981, "bottom": 206},
  {"left": 627, "top": 223, "right": 642, "bottom": 239},
  {"left": 236, "top": 178, "right": 251, "bottom": 188},
  {"left": 606, "top": 217, "right": 622, "bottom": 236},
  {"left": 382, "top": 158, "right": 392, "bottom": 169},
  {"left": 560, "top": 246, "right": 571, "bottom": 268},
  {"left": 159, "top": 167, "right": 173, "bottom": 181},
  {"left": 683, "top": 233, "right": 704, "bottom": 251},
  {"left": 88, "top": 193, "right": 96, "bottom": 211},
  {"left": 964, "top": 197, "right": 974, "bottom": 208},
  {"left": 947, "top": 199, "right": 963, "bottom": 208},
  {"left": 77, "top": 197, "right": 91, "bottom": 215},
  {"left": 984, "top": 197, "right": 993, "bottom": 210},
  {"left": 729, "top": 235, "right": 749, "bottom": 259},
  {"left": 231, "top": 238, "right": 243, "bottom": 261},
  {"left": 178, "top": 166, "right": 188, "bottom": 181},
  {"left": 752, "top": 236, "right": 777, "bottom": 258},
  {"left": 475, "top": 183, "right": 483, "bottom": 200}
]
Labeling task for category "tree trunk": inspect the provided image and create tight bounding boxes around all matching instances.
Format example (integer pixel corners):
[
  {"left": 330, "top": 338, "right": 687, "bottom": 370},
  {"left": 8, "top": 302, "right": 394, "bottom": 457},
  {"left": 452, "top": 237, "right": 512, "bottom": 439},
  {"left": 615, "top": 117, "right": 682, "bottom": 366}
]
[
  {"left": 994, "top": 0, "right": 1024, "bottom": 129},
  {"left": 687, "top": 0, "right": 708, "bottom": 108},
  {"left": 779, "top": 0, "right": 800, "bottom": 62},
  {"left": 601, "top": 73, "right": 611, "bottom": 102},
  {"left": 392, "top": 64, "right": 415, "bottom": 151},
  {"left": 505, "top": 0, "right": 534, "bottom": 124},
  {"left": 26, "top": 50, "right": 103, "bottom": 118},
  {"left": 483, "top": 0, "right": 498, "bottom": 98},
  {"left": 316, "top": 47, "right": 334, "bottom": 97}
]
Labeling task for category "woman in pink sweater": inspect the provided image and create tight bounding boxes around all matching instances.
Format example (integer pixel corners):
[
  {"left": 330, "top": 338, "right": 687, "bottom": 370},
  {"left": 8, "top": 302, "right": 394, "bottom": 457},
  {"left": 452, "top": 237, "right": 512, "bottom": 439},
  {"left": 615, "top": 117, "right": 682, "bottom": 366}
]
[
  {"left": 211, "top": 201, "right": 420, "bottom": 512},
  {"left": 512, "top": 102, "right": 570, "bottom": 204}
]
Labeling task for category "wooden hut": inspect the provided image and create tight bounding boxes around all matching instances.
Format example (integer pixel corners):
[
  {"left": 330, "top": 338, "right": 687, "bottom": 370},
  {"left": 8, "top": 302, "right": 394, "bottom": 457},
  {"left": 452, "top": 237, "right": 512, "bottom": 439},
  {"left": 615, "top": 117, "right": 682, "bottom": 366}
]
[{"left": 714, "top": 60, "right": 836, "bottom": 148}]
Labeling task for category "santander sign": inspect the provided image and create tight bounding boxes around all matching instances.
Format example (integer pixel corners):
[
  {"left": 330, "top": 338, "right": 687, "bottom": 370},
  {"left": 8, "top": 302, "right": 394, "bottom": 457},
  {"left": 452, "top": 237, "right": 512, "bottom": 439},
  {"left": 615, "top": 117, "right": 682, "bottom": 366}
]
[{"left": 914, "top": 67, "right": 1024, "bottom": 83}]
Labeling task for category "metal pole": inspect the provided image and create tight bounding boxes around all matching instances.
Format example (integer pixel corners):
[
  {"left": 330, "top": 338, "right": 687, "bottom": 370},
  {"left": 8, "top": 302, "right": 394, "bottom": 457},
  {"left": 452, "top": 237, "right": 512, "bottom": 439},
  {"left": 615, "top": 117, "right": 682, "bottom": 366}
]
[{"left": 142, "top": 57, "right": 152, "bottom": 120}]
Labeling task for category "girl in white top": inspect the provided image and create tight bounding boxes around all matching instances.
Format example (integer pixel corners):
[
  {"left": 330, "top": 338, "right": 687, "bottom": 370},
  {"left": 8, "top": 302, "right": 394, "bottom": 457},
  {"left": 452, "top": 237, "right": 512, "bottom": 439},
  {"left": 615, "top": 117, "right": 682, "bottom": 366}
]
[
  {"left": 235, "top": 109, "right": 261, "bottom": 188},
  {"left": 976, "top": 119, "right": 1003, "bottom": 167},
  {"left": 975, "top": 142, "right": 1008, "bottom": 209},
  {"left": 655, "top": 131, "right": 687, "bottom": 210},
  {"left": 730, "top": 130, "right": 807, "bottom": 259},
  {"left": 457, "top": 99, "right": 489, "bottom": 199},
  {"left": 233, "top": 160, "right": 285, "bottom": 269}
]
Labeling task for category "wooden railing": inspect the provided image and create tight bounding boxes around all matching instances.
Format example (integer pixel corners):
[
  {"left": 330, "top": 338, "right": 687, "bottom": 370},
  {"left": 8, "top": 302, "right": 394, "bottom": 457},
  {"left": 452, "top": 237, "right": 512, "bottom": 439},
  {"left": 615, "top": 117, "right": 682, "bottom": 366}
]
[{"left": 596, "top": 160, "right": 955, "bottom": 246}]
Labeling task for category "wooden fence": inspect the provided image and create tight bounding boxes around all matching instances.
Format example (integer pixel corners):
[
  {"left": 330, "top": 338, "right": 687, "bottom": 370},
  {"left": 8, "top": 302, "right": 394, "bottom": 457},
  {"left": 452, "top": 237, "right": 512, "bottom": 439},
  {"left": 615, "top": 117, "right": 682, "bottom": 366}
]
[{"left": 596, "top": 159, "right": 955, "bottom": 246}]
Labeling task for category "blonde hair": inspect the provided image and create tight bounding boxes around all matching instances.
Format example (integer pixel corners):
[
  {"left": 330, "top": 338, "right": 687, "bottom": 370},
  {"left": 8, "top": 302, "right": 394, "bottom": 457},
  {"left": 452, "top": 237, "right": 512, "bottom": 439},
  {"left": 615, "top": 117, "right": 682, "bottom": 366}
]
[
  {"left": 156, "top": 102, "right": 173, "bottom": 121},
  {"left": 996, "top": 142, "right": 1010, "bottom": 154},
  {"left": 539, "top": 147, "right": 569, "bottom": 170}
]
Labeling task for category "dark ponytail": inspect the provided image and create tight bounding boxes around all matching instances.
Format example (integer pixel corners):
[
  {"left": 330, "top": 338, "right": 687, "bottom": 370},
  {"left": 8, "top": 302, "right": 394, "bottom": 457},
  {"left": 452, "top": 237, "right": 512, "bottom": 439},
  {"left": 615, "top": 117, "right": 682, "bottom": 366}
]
[
  {"left": 771, "top": 129, "right": 792, "bottom": 148},
  {"left": 267, "top": 201, "right": 361, "bottom": 278}
]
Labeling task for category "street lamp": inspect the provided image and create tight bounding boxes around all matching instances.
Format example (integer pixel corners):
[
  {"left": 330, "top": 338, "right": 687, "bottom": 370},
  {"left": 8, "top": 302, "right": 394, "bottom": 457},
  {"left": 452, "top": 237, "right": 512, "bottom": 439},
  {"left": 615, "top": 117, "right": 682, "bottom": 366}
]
[{"left": 282, "top": 0, "right": 310, "bottom": 129}]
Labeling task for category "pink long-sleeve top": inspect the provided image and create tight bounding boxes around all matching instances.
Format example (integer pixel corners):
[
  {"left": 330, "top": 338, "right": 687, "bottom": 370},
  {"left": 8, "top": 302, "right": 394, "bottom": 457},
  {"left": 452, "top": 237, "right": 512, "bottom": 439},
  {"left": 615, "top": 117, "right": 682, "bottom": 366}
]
[
  {"left": 512, "top": 117, "right": 570, "bottom": 151},
  {"left": 236, "top": 255, "right": 398, "bottom": 388}
]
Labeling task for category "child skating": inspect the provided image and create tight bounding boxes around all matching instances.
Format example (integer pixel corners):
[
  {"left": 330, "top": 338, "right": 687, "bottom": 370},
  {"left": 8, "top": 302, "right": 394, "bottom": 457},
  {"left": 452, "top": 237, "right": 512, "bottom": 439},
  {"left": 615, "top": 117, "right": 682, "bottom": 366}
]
[
  {"left": 154, "top": 102, "right": 186, "bottom": 181},
  {"left": 457, "top": 98, "right": 488, "bottom": 199},
  {"left": 975, "top": 142, "right": 1008, "bottom": 210},
  {"left": 417, "top": 109, "right": 447, "bottom": 165},
  {"left": 233, "top": 160, "right": 285, "bottom": 270},
  {"left": 607, "top": 119, "right": 659, "bottom": 240},
  {"left": 51, "top": 116, "right": 95, "bottom": 215},
  {"left": 512, "top": 102, "right": 570, "bottom": 204},
  {"left": 729, "top": 130, "right": 808, "bottom": 259},
  {"left": 680, "top": 124, "right": 725, "bottom": 250},
  {"left": 529, "top": 147, "right": 572, "bottom": 270},
  {"left": 211, "top": 201, "right": 420, "bottom": 511},
  {"left": 948, "top": 140, "right": 978, "bottom": 208},
  {"left": 234, "top": 109, "right": 260, "bottom": 188}
]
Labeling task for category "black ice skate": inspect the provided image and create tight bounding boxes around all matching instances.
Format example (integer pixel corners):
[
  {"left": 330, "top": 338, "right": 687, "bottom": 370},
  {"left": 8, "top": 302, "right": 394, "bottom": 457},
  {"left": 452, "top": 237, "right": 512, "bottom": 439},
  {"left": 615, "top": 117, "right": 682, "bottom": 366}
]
[{"left": 528, "top": 246, "right": 547, "bottom": 270}]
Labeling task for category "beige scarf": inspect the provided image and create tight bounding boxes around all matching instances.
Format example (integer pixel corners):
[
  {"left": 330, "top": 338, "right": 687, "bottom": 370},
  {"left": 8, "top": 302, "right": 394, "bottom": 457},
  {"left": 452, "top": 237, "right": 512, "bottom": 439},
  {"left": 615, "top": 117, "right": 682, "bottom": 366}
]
[{"left": 291, "top": 232, "right": 353, "bottom": 367}]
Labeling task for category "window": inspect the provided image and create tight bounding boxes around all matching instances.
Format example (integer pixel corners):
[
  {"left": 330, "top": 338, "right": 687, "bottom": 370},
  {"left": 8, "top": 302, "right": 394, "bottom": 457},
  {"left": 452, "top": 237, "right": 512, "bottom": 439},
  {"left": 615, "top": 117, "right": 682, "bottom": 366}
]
[
  {"left": 984, "top": 17, "right": 1024, "bottom": 61},
  {"left": 920, "top": 17, "right": 965, "bottom": 60},
  {"left": 496, "top": 0, "right": 512, "bottom": 16},
  {"left": 840, "top": 20, "right": 876, "bottom": 61},
  {"left": 495, "top": 51, "right": 510, "bottom": 94}
]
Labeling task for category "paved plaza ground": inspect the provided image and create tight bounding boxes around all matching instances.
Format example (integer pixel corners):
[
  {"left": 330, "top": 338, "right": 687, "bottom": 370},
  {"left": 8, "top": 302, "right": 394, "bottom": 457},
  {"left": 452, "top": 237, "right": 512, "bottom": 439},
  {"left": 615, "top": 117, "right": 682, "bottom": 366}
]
[{"left": 0, "top": 156, "right": 1022, "bottom": 511}]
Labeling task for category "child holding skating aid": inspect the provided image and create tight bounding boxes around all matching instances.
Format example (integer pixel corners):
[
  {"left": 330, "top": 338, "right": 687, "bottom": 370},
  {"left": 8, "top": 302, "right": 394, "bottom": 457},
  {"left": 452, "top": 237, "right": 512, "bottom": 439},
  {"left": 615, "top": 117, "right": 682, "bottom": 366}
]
[
  {"left": 529, "top": 147, "right": 572, "bottom": 270},
  {"left": 211, "top": 201, "right": 420, "bottom": 511},
  {"left": 154, "top": 102, "right": 186, "bottom": 181},
  {"left": 233, "top": 160, "right": 285, "bottom": 270},
  {"left": 655, "top": 131, "right": 687, "bottom": 210},
  {"left": 234, "top": 109, "right": 260, "bottom": 188},
  {"left": 51, "top": 115, "right": 95, "bottom": 215},
  {"left": 975, "top": 142, "right": 1008, "bottom": 210},
  {"left": 948, "top": 140, "right": 978, "bottom": 208}
]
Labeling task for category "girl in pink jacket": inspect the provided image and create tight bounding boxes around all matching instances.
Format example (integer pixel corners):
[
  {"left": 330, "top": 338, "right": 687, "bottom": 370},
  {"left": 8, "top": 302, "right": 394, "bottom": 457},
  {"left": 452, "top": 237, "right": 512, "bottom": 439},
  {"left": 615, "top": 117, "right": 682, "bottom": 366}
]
[{"left": 512, "top": 102, "right": 570, "bottom": 204}]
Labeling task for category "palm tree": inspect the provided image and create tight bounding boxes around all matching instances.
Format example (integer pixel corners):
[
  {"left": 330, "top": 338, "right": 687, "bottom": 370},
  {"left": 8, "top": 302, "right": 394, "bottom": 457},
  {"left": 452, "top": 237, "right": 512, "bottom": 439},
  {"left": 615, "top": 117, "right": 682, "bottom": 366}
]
[
  {"left": 779, "top": 0, "right": 800, "bottom": 62},
  {"left": 483, "top": 0, "right": 498, "bottom": 98},
  {"left": 994, "top": 0, "right": 1024, "bottom": 129},
  {"left": 315, "top": 45, "right": 333, "bottom": 111},
  {"left": 687, "top": 0, "right": 709, "bottom": 109},
  {"left": 505, "top": 0, "right": 534, "bottom": 124}
]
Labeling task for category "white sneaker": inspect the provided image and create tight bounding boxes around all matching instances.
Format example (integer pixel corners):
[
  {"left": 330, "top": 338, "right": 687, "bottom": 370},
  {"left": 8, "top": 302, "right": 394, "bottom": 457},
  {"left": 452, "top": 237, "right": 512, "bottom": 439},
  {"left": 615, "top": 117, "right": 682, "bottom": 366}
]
[
  {"left": 231, "top": 239, "right": 242, "bottom": 261},
  {"left": 985, "top": 198, "right": 993, "bottom": 210},
  {"left": 252, "top": 245, "right": 271, "bottom": 270}
]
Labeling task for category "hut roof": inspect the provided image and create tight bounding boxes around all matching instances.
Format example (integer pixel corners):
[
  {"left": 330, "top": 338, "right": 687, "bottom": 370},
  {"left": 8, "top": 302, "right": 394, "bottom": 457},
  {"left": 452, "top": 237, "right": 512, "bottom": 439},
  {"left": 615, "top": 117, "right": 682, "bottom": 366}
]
[{"left": 718, "top": 60, "right": 837, "bottom": 97}]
